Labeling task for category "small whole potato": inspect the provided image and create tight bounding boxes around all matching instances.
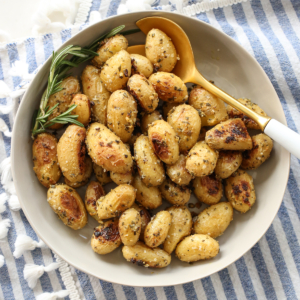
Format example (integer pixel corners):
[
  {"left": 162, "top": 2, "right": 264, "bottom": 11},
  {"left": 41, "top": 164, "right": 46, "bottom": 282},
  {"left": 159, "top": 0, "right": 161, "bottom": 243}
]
[
  {"left": 127, "top": 74, "right": 159, "bottom": 113},
  {"left": 163, "top": 206, "right": 192, "bottom": 254},
  {"left": 122, "top": 241, "right": 171, "bottom": 268},
  {"left": 145, "top": 29, "right": 177, "bottom": 72},
  {"left": 100, "top": 50, "right": 131, "bottom": 92},
  {"left": 47, "top": 184, "right": 87, "bottom": 230},
  {"left": 91, "top": 219, "right": 121, "bottom": 254},
  {"left": 141, "top": 111, "right": 162, "bottom": 135},
  {"left": 131, "top": 54, "right": 153, "bottom": 78},
  {"left": 186, "top": 141, "right": 219, "bottom": 177},
  {"left": 225, "top": 169, "right": 256, "bottom": 213},
  {"left": 162, "top": 102, "right": 180, "bottom": 120},
  {"left": 149, "top": 72, "right": 188, "bottom": 103},
  {"left": 194, "top": 202, "right": 233, "bottom": 238},
  {"left": 119, "top": 208, "right": 142, "bottom": 246},
  {"left": 70, "top": 94, "right": 91, "bottom": 126},
  {"left": 93, "top": 163, "right": 111, "bottom": 185},
  {"left": 110, "top": 171, "right": 133, "bottom": 185},
  {"left": 167, "top": 104, "right": 201, "bottom": 153},
  {"left": 175, "top": 234, "right": 219, "bottom": 262},
  {"left": 32, "top": 133, "right": 61, "bottom": 188},
  {"left": 193, "top": 174, "right": 223, "bottom": 205},
  {"left": 148, "top": 120, "right": 179, "bottom": 165},
  {"left": 85, "top": 181, "right": 105, "bottom": 221},
  {"left": 215, "top": 150, "right": 242, "bottom": 179},
  {"left": 97, "top": 184, "right": 136, "bottom": 220},
  {"left": 144, "top": 211, "right": 172, "bottom": 248},
  {"left": 131, "top": 203, "right": 151, "bottom": 241},
  {"left": 241, "top": 133, "right": 273, "bottom": 170}
]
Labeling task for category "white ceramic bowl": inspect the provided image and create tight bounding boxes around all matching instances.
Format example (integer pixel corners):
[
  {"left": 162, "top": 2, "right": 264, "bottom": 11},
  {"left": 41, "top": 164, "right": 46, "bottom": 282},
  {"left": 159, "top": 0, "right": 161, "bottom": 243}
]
[{"left": 11, "top": 11, "right": 290, "bottom": 287}]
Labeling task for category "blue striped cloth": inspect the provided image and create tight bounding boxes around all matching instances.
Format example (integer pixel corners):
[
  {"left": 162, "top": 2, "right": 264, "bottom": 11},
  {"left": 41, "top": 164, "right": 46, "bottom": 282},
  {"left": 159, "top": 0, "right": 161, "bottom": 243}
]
[{"left": 1, "top": 0, "right": 300, "bottom": 299}]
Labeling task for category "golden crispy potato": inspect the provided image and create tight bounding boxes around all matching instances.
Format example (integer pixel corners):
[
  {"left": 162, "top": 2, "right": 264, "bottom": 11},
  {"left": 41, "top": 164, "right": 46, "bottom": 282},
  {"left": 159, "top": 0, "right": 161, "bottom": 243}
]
[
  {"left": 167, "top": 104, "right": 201, "bottom": 153},
  {"left": 130, "top": 54, "right": 153, "bottom": 78},
  {"left": 225, "top": 169, "right": 256, "bottom": 213},
  {"left": 110, "top": 171, "right": 133, "bottom": 185},
  {"left": 92, "top": 34, "right": 128, "bottom": 68},
  {"left": 163, "top": 206, "right": 192, "bottom": 254},
  {"left": 215, "top": 150, "right": 242, "bottom": 179},
  {"left": 166, "top": 155, "right": 192, "bottom": 186},
  {"left": 122, "top": 241, "right": 171, "bottom": 268},
  {"left": 91, "top": 219, "right": 121, "bottom": 254},
  {"left": 47, "top": 184, "right": 87, "bottom": 230},
  {"left": 47, "top": 76, "right": 80, "bottom": 129},
  {"left": 131, "top": 203, "right": 151, "bottom": 242},
  {"left": 241, "top": 134, "right": 273, "bottom": 170},
  {"left": 119, "top": 208, "right": 141, "bottom": 246},
  {"left": 85, "top": 181, "right": 105, "bottom": 221},
  {"left": 93, "top": 163, "right": 111, "bottom": 185},
  {"left": 145, "top": 29, "right": 177, "bottom": 73},
  {"left": 149, "top": 72, "right": 188, "bottom": 103},
  {"left": 70, "top": 94, "right": 91, "bottom": 126},
  {"left": 205, "top": 119, "right": 252, "bottom": 151},
  {"left": 186, "top": 141, "right": 219, "bottom": 177},
  {"left": 193, "top": 175, "right": 223, "bottom": 205},
  {"left": 97, "top": 184, "right": 136, "bottom": 220},
  {"left": 227, "top": 98, "right": 268, "bottom": 130},
  {"left": 175, "top": 234, "right": 219, "bottom": 262},
  {"left": 189, "top": 85, "right": 228, "bottom": 126},
  {"left": 32, "top": 133, "right": 61, "bottom": 188},
  {"left": 194, "top": 202, "right": 233, "bottom": 238},
  {"left": 86, "top": 123, "right": 133, "bottom": 173},
  {"left": 141, "top": 111, "right": 162, "bottom": 135},
  {"left": 162, "top": 102, "right": 180, "bottom": 120}
]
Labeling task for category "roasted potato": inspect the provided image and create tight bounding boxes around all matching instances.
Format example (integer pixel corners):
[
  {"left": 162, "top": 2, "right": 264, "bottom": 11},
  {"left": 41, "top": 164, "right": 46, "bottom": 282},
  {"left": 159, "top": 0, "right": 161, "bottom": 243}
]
[
  {"left": 32, "top": 133, "right": 61, "bottom": 188},
  {"left": 225, "top": 169, "right": 256, "bottom": 213},
  {"left": 85, "top": 181, "right": 105, "bottom": 221},
  {"left": 131, "top": 203, "right": 151, "bottom": 242},
  {"left": 110, "top": 171, "right": 133, "bottom": 185},
  {"left": 93, "top": 163, "right": 111, "bottom": 185},
  {"left": 70, "top": 94, "right": 91, "bottom": 126},
  {"left": 141, "top": 111, "right": 162, "bottom": 135},
  {"left": 47, "top": 184, "right": 87, "bottom": 230},
  {"left": 162, "top": 102, "right": 180, "bottom": 120},
  {"left": 241, "top": 133, "right": 273, "bottom": 170},
  {"left": 205, "top": 118, "right": 252, "bottom": 150},
  {"left": 215, "top": 151, "right": 242, "bottom": 179},
  {"left": 130, "top": 54, "right": 153, "bottom": 78},
  {"left": 194, "top": 202, "right": 233, "bottom": 238}
]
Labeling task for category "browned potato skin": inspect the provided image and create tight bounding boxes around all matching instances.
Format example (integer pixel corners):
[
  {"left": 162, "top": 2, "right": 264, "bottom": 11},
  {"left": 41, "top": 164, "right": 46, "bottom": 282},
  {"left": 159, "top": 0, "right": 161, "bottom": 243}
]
[
  {"left": 205, "top": 119, "right": 252, "bottom": 151},
  {"left": 47, "top": 76, "right": 80, "bottom": 129},
  {"left": 47, "top": 184, "right": 87, "bottom": 230},
  {"left": 149, "top": 72, "right": 188, "bottom": 103},
  {"left": 215, "top": 151, "right": 242, "bottom": 179},
  {"left": 225, "top": 169, "right": 256, "bottom": 213},
  {"left": 131, "top": 54, "right": 153, "bottom": 78},
  {"left": 70, "top": 94, "right": 91, "bottom": 126},
  {"left": 110, "top": 171, "right": 133, "bottom": 185},
  {"left": 85, "top": 181, "right": 105, "bottom": 221},
  {"left": 189, "top": 85, "right": 228, "bottom": 126},
  {"left": 86, "top": 123, "right": 133, "bottom": 173},
  {"left": 167, "top": 104, "right": 201, "bottom": 153},
  {"left": 131, "top": 203, "right": 151, "bottom": 242},
  {"left": 33, "top": 133, "right": 61, "bottom": 188},
  {"left": 227, "top": 98, "right": 268, "bottom": 130},
  {"left": 241, "top": 134, "right": 273, "bottom": 170},
  {"left": 166, "top": 155, "right": 192, "bottom": 186},
  {"left": 193, "top": 175, "right": 223, "bottom": 205},
  {"left": 57, "top": 125, "right": 86, "bottom": 183},
  {"left": 91, "top": 219, "right": 121, "bottom": 254},
  {"left": 93, "top": 163, "right": 111, "bottom": 185},
  {"left": 141, "top": 111, "right": 162, "bottom": 135}
]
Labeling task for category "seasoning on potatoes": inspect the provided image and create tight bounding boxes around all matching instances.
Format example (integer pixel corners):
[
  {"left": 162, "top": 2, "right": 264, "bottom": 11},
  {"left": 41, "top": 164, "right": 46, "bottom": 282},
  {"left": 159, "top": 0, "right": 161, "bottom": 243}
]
[
  {"left": 92, "top": 34, "right": 128, "bottom": 68},
  {"left": 205, "top": 118, "right": 252, "bottom": 151},
  {"left": 110, "top": 171, "right": 133, "bottom": 185},
  {"left": 86, "top": 123, "right": 133, "bottom": 173},
  {"left": 141, "top": 111, "right": 162, "bottom": 135},
  {"left": 186, "top": 141, "right": 219, "bottom": 177},
  {"left": 193, "top": 174, "right": 223, "bottom": 205},
  {"left": 131, "top": 203, "right": 151, "bottom": 242},
  {"left": 145, "top": 29, "right": 177, "bottom": 73},
  {"left": 127, "top": 74, "right": 159, "bottom": 113},
  {"left": 225, "top": 169, "right": 256, "bottom": 213},
  {"left": 149, "top": 72, "right": 188, "bottom": 103},
  {"left": 163, "top": 206, "right": 192, "bottom": 254},
  {"left": 91, "top": 219, "right": 121, "bottom": 254},
  {"left": 100, "top": 50, "right": 131, "bottom": 92},
  {"left": 215, "top": 150, "right": 242, "bottom": 179},
  {"left": 85, "top": 181, "right": 105, "bottom": 221},
  {"left": 122, "top": 241, "right": 171, "bottom": 268},
  {"left": 119, "top": 208, "right": 141, "bottom": 246},
  {"left": 167, "top": 104, "right": 201, "bottom": 153},
  {"left": 134, "top": 135, "right": 165, "bottom": 187},
  {"left": 194, "top": 202, "right": 233, "bottom": 238},
  {"left": 189, "top": 85, "right": 228, "bottom": 126},
  {"left": 97, "top": 184, "right": 136, "bottom": 220},
  {"left": 175, "top": 234, "right": 219, "bottom": 262},
  {"left": 32, "top": 133, "right": 61, "bottom": 188},
  {"left": 166, "top": 154, "right": 193, "bottom": 186},
  {"left": 130, "top": 54, "right": 153, "bottom": 78},
  {"left": 148, "top": 120, "right": 179, "bottom": 165},
  {"left": 241, "top": 133, "right": 273, "bottom": 170},
  {"left": 162, "top": 102, "right": 180, "bottom": 120},
  {"left": 47, "top": 184, "right": 87, "bottom": 230},
  {"left": 93, "top": 163, "right": 111, "bottom": 185},
  {"left": 70, "top": 94, "right": 91, "bottom": 126},
  {"left": 144, "top": 211, "right": 172, "bottom": 248}
]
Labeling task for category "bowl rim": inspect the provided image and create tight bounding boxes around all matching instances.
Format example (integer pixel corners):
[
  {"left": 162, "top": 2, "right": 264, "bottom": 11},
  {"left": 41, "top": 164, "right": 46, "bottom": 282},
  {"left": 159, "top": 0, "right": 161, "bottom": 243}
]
[{"left": 11, "top": 10, "right": 290, "bottom": 287}]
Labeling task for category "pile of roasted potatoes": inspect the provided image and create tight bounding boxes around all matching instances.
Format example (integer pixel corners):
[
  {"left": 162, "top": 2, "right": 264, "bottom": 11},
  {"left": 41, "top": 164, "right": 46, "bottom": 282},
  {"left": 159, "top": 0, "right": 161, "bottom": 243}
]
[{"left": 33, "top": 28, "right": 273, "bottom": 269}]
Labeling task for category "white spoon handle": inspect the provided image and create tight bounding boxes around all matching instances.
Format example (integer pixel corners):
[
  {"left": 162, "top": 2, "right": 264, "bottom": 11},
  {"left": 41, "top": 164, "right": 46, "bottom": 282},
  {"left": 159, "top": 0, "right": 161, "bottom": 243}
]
[{"left": 264, "top": 119, "right": 300, "bottom": 159}]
